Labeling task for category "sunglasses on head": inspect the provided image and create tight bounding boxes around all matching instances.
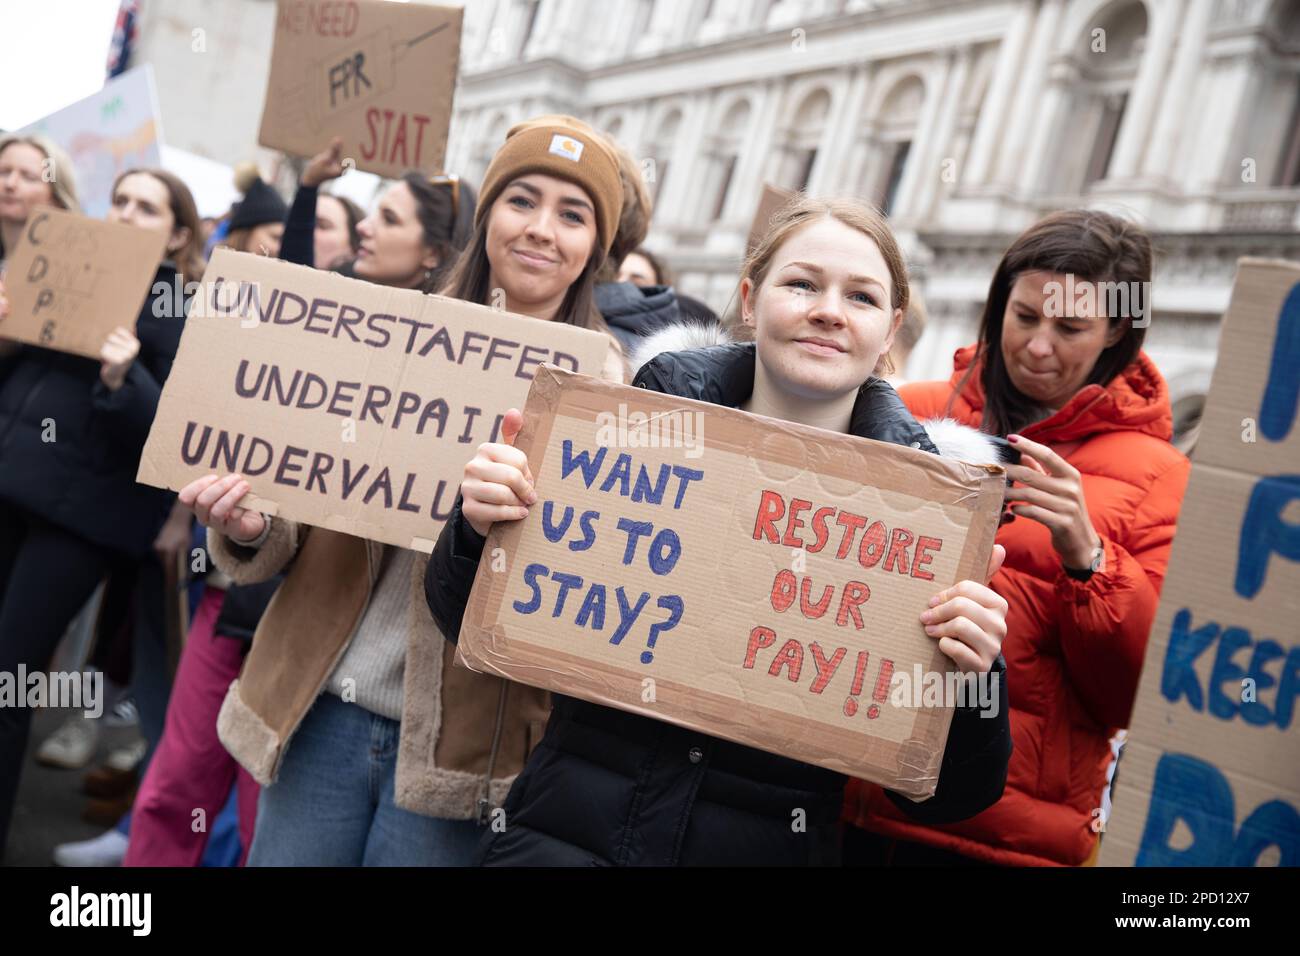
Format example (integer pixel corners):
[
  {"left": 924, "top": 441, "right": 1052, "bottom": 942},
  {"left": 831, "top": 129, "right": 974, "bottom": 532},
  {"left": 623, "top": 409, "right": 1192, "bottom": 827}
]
[{"left": 429, "top": 173, "right": 460, "bottom": 221}]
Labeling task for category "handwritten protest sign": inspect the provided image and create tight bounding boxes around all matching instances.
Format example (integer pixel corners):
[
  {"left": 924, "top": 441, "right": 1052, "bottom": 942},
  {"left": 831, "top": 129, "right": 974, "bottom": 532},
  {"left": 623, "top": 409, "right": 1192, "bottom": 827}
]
[
  {"left": 137, "top": 249, "right": 610, "bottom": 551},
  {"left": 458, "top": 367, "right": 1005, "bottom": 796},
  {"left": 1, "top": 208, "right": 167, "bottom": 359},
  {"left": 258, "top": 0, "right": 462, "bottom": 179},
  {"left": 1101, "top": 259, "right": 1300, "bottom": 866},
  {"left": 19, "top": 65, "right": 163, "bottom": 220}
]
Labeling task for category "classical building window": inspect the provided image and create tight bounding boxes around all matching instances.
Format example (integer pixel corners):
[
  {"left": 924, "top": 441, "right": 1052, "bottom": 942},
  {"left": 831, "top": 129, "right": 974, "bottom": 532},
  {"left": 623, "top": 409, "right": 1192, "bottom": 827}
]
[
  {"left": 1276, "top": 81, "right": 1300, "bottom": 188},
  {"left": 1052, "top": 0, "right": 1146, "bottom": 195},
  {"left": 517, "top": 0, "right": 541, "bottom": 58},
  {"left": 1084, "top": 92, "right": 1128, "bottom": 187},
  {"left": 776, "top": 88, "right": 831, "bottom": 191},
  {"left": 646, "top": 108, "right": 682, "bottom": 204},
  {"left": 866, "top": 76, "right": 923, "bottom": 215},
  {"left": 880, "top": 140, "right": 911, "bottom": 215}
]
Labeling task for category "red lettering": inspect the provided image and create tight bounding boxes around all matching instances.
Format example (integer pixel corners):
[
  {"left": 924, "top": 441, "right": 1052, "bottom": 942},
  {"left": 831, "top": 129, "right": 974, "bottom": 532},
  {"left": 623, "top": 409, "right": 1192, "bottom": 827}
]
[
  {"left": 743, "top": 626, "right": 776, "bottom": 670},
  {"left": 858, "top": 520, "right": 887, "bottom": 568},
  {"left": 911, "top": 535, "right": 943, "bottom": 581},
  {"left": 835, "top": 511, "right": 867, "bottom": 559},
  {"left": 360, "top": 107, "right": 379, "bottom": 161},
  {"left": 883, "top": 527, "right": 915, "bottom": 575},
  {"left": 753, "top": 489, "right": 785, "bottom": 543},
  {"left": 835, "top": 581, "right": 871, "bottom": 629},
  {"left": 391, "top": 111, "right": 410, "bottom": 167},
  {"left": 808, "top": 643, "right": 847, "bottom": 694},
  {"left": 783, "top": 497, "right": 811, "bottom": 548},
  {"left": 770, "top": 569, "right": 796, "bottom": 613},
  {"left": 799, "top": 577, "right": 833, "bottom": 619},
  {"left": 411, "top": 114, "right": 431, "bottom": 166},
  {"left": 808, "top": 506, "right": 835, "bottom": 554},
  {"left": 768, "top": 639, "right": 804, "bottom": 682}
]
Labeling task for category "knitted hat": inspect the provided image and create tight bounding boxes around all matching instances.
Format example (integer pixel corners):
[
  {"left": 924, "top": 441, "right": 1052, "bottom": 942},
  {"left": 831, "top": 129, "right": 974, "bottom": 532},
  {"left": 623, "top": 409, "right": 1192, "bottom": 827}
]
[
  {"left": 476, "top": 114, "right": 622, "bottom": 255},
  {"left": 228, "top": 165, "right": 288, "bottom": 231}
]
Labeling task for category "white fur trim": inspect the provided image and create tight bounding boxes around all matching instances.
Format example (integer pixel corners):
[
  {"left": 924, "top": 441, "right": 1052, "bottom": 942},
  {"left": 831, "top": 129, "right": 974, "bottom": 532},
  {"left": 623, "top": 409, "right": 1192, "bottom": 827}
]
[
  {"left": 920, "top": 418, "right": 1002, "bottom": 465},
  {"left": 629, "top": 322, "right": 731, "bottom": 375}
]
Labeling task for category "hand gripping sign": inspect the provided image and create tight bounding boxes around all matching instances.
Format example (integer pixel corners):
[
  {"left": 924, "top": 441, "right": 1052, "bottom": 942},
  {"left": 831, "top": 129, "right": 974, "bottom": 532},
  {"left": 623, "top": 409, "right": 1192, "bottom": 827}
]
[{"left": 458, "top": 367, "right": 1005, "bottom": 798}]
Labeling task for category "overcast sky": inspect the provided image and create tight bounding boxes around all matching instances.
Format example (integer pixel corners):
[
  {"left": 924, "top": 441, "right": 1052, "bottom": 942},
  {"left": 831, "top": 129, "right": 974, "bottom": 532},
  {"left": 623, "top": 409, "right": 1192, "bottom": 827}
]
[{"left": 1, "top": 0, "right": 122, "bottom": 130}]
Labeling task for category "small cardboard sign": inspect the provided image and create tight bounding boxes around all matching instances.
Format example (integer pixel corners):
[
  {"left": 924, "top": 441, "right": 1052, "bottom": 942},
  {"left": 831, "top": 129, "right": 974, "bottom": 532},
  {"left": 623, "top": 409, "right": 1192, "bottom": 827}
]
[
  {"left": 258, "top": 0, "right": 463, "bottom": 178},
  {"left": 137, "top": 249, "right": 610, "bottom": 551},
  {"left": 0, "top": 208, "right": 168, "bottom": 359},
  {"left": 458, "top": 367, "right": 1005, "bottom": 796},
  {"left": 747, "top": 183, "right": 795, "bottom": 255},
  {"left": 1100, "top": 259, "right": 1300, "bottom": 866}
]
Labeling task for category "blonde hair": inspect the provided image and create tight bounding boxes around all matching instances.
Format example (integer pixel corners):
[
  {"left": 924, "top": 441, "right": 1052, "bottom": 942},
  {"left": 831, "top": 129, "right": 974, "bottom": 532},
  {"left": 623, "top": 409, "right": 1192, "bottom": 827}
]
[
  {"left": 0, "top": 133, "right": 81, "bottom": 257},
  {"left": 739, "top": 194, "right": 910, "bottom": 375}
]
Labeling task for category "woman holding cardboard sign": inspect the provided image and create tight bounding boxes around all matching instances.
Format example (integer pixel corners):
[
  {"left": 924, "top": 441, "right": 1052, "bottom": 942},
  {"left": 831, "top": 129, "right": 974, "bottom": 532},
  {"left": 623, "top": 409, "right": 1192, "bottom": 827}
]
[
  {"left": 0, "top": 165, "right": 203, "bottom": 858},
  {"left": 182, "top": 115, "right": 627, "bottom": 866},
  {"left": 845, "top": 210, "right": 1190, "bottom": 867},
  {"left": 425, "top": 196, "right": 1014, "bottom": 866}
]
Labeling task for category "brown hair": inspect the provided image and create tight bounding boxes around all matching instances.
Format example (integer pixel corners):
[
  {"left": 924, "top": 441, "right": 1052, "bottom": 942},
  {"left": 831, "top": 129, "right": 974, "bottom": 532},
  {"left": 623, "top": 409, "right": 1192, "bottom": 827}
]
[
  {"left": 953, "top": 208, "right": 1153, "bottom": 436},
  {"left": 438, "top": 194, "right": 609, "bottom": 333},
  {"left": 595, "top": 141, "right": 654, "bottom": 283},
  {"left": 0, "top": 134, "right": 81, "bottom": 258},
  {"left": 739, "top": 194, "right": 909, "bottom": 375},
  {"left": 111, "top": 168, "right": 206, "bottom": 281},
  {"left": 396, "top": 172, "right": 477, "bottom": 293},
  {"left": 626, "top": 246, "right": 672, "bottom": 287}
]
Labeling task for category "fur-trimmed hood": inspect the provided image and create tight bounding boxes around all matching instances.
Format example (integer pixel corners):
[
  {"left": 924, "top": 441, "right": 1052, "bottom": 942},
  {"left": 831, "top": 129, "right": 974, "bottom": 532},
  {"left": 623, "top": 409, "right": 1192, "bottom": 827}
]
[{"left": 628, "top": 322, "right": 1004, "bottom": 466}]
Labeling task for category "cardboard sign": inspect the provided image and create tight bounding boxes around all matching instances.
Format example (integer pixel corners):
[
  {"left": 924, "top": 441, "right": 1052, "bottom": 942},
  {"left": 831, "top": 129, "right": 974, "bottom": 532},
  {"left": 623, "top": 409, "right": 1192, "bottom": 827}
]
[
  {"left": 458, "top": 367, "right": 1005, "bottom": 796},
  {"left": 136, "top": 249, "right": 609, "bottom": 551},
  {"left": 0, "top": 208, "right": 168, "bottom": 359},
  {"left": 258, "top": 0, "right": 462, "bottom": 178},
  {"left": 1100, "top": 259, "right": 1300, "bottom": 867},
  {"left": 20, "top": 65, "right": 164, "bottom": 220},
  {"left": 747, "top": 183, "right": 795, "bottom": 255}
]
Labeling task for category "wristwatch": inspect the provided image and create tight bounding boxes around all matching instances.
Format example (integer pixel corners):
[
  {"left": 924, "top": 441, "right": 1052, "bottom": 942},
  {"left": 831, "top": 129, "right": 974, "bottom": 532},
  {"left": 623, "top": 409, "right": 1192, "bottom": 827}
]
[{"left": 1064, "top": 544, "right": 1104, "bottom": 582}]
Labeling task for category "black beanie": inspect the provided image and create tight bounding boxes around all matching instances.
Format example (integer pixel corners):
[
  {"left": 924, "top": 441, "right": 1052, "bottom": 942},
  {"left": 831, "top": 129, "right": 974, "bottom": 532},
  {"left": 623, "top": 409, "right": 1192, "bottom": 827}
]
[{"left": 228, "top": 177, "right": 288, "bottom": 231}]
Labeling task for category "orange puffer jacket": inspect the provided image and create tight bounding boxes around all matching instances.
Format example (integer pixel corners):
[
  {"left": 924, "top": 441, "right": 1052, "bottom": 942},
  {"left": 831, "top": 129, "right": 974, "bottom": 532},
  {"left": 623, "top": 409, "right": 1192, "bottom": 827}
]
[{"left": 845, "top": 345, "right": 1190, "bottom": 866}]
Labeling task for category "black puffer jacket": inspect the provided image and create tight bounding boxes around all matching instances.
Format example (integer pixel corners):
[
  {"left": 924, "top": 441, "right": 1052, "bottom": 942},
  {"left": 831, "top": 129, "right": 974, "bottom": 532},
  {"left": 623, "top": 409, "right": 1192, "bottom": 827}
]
[
  {"left": 595, "top": 281, "right": 681, "bottom": 353},
  {"left": 425, "top": 340, "right": 1012, "bottom": 866},
  {"left": 0, "top": 263, "right": 188, "bottom": 557}
]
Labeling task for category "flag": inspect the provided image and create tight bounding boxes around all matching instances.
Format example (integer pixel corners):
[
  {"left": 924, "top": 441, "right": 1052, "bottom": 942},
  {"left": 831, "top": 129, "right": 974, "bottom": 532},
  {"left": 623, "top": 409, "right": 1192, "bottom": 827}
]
[{"left": 106, "top": 0, "right": 141, "bottom": 79}]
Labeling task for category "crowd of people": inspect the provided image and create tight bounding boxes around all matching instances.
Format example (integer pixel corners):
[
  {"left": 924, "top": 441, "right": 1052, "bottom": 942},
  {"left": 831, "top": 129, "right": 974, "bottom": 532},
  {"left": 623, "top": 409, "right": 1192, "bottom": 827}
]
[{"left": 0, "top": 109, "right": 1189, "bottom": 867}]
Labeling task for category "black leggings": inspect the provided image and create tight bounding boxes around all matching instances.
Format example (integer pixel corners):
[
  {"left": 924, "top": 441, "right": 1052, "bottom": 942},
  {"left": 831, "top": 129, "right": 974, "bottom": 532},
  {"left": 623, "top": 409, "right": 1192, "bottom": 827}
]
[{"left": 0, "top": 501, "right": 113, "bottom": 857}]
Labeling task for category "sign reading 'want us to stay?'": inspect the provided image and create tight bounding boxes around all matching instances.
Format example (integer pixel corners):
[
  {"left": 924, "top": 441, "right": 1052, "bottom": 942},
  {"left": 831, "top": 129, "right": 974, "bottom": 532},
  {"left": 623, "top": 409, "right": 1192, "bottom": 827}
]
[
  {"left": 459, "top": 368, "right": 1005, "bottom": 797},
  {"left": 1, "top": 208, "right": 167, "bottom": 359},
  {"left": 137, "top": 249, "right": 610, "bottom": 551},
  {"left": 258, "top": 0, "right": 463, "bottom": 178}
]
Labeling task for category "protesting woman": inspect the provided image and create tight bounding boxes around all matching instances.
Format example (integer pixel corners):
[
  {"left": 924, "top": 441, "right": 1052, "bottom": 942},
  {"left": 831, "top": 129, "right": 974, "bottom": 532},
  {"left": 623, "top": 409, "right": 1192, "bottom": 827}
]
[
  {"left": 0, "top": 165, "right": 201, "bottom": 857},
  {"left": 424, "top": 195, "right": 1014, "bottom": 866},
  {"left": 179, "top": 115, "right": 623, "bottom": 865},
  {"left": 844, "top": 209, "right": 1190, "bottom": 866}
]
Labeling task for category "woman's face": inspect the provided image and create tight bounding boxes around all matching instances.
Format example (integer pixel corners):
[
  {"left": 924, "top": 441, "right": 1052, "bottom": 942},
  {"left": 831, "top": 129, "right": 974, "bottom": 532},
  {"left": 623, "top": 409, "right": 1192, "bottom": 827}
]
[
  {"left": 108, "top": 173, "right": 186, "bottom": 259},
  {"left": 0, "top": 143, "right": 56, "bottom": 225},
  {"left": 999, "top": 270, "right": 1122, "bottom": 410},
  {"left": 314, "top": 194, "right": 354, "bottom": 271},
  {"left": 741, "top": 216, "right": 902, "bottom": 401},
  {"left": 246, "top": 221, "right": 283, "bottom": 258},
  {"left": 485, "top": 173, "right": 597, "bottom": 317},
  {"left": 618, "top": 251, "right": 657, "bottom": 287},
  {"left": 354, "top": 182, "right": 436, "bottom": 286}
]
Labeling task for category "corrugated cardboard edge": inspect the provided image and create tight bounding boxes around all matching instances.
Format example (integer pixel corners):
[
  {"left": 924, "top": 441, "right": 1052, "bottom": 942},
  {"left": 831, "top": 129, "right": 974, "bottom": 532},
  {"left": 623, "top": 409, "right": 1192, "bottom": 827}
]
[{"left": 458, "top": 366, "right": 1004, "bottom": 798}]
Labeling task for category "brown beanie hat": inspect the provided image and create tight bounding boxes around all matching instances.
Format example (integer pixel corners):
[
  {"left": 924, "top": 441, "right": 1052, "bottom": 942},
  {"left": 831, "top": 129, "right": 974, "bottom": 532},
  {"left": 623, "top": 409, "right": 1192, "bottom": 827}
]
[{"left": 476, "top": 114, "right": 623, "bottom": 255}]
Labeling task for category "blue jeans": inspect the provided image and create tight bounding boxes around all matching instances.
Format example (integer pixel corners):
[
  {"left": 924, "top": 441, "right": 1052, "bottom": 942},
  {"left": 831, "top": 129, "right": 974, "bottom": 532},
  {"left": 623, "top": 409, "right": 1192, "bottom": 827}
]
[{"left": 247, "top": 692, "right": 482, "bottom": 866}]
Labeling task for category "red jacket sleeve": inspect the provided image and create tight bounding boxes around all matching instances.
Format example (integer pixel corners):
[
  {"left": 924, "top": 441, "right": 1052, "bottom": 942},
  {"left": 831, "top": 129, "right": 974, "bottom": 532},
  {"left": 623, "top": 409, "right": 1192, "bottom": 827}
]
[{"left": 1056, "top": 455, "right": 1190, "bottom": 728}]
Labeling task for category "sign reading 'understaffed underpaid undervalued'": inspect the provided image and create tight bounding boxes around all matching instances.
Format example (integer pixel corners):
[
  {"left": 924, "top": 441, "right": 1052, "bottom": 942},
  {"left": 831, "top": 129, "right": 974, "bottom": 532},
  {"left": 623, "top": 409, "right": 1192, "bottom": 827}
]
[
  {"left": 138, "top": 249, "right": 610, "bottom": 551},
  {"left": 458, "top": 367, "right": 1006, "bottom": 797}
]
